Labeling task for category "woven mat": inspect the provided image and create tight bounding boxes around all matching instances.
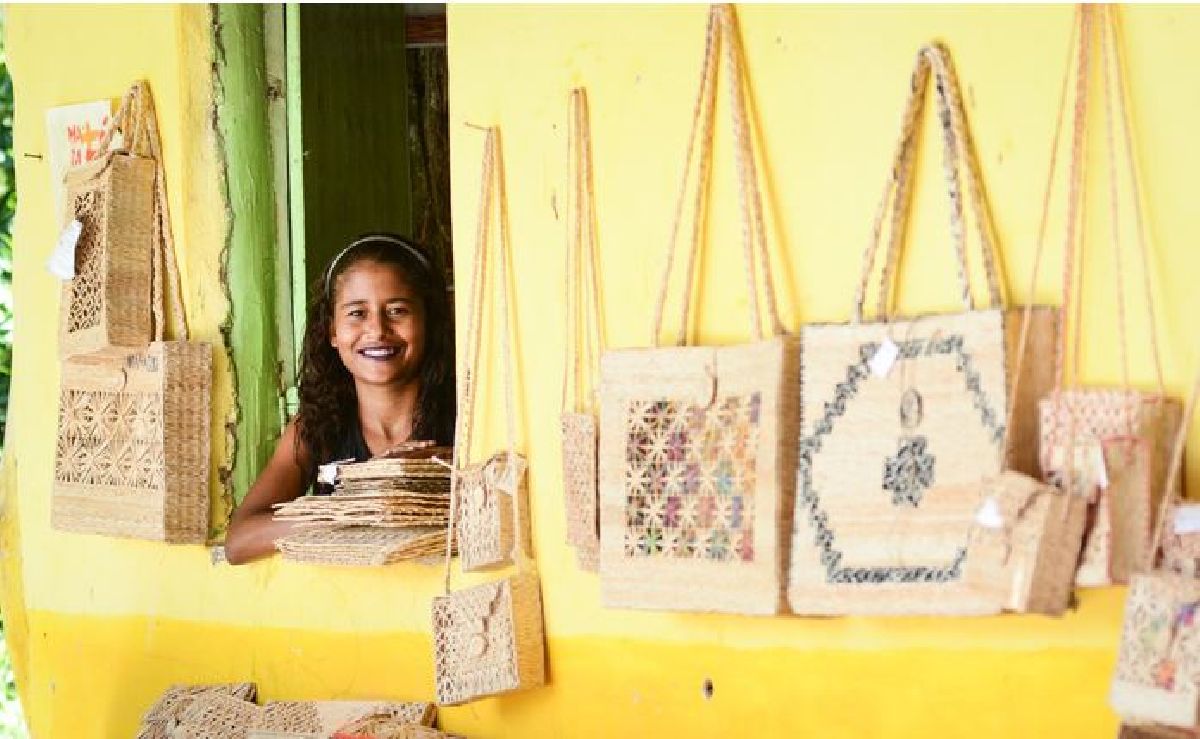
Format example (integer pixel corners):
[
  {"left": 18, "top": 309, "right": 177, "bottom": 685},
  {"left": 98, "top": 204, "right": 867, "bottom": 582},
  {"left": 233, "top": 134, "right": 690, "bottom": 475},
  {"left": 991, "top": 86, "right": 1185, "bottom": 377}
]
[
  {"left": 335, "top": 452, "right": 452, "bottom": 482},
  {"left": 249, "top": 700, "right": 436, "bottom": 738},
  {"left": 276, "top": 526, "right": 449, "bottom": 566},
  {"left": 332, "top": 719, "right": 448, "bottom": 739},
  {"left": 273, "top": 496, "right": 448, "bottom": 528}
]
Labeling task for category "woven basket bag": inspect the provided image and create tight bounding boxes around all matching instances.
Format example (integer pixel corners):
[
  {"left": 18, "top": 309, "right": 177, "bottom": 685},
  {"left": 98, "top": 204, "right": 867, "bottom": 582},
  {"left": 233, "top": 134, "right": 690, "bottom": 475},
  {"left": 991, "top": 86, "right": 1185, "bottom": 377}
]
[
  {"left": 58, "top": 151, "right": 156, "bottom": 358},
  {"left": 1035, "top": 7, "right": 1180, "bottom": 588},
  {"left": 430, "top": 127, "right": 545, "bottom": 707},
  {"left": 1111, "top": 355, "right": 1200, "bottom": 728},
  {"left": 560, "top": 88, "right": 604, "bottom": 572},
  {"left": 962, "top": 471, "right": 1086, "bottom": 615},
  {"left": 52, "top": 81, "right": 212, "bottom": 544},
  {"left": 450, "top": 121, "right": 529, "bottom": 574},
  {"left": 786, "top": 43, "right": 1057, "bottom": 616},
  {"left": 598, "top": 5, "right": 799, "bottom": 616}
]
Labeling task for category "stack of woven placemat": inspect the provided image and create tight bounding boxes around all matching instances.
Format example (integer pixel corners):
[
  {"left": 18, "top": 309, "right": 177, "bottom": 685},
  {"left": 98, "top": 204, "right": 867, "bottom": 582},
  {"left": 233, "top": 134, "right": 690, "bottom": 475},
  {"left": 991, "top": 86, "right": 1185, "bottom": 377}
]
[
  {"left": 135, "top": 683, "right": 258, "bottom": 739},
  {"left": 248, "top": 700, "right": 439, "bottom": 739},
  {"left": 136, "top": 685, "right": 452, "bottom": 739},
  {"left": 274, "top": 444, "right": 454, "bottom": 566}
]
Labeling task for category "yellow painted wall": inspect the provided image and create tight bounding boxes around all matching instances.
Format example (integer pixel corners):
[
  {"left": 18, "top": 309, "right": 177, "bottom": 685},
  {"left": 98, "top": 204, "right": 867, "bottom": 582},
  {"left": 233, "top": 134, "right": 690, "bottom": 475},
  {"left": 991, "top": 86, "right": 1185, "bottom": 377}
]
[{"left": 7, "top": 4, "right": 1200, "bottom": 738}]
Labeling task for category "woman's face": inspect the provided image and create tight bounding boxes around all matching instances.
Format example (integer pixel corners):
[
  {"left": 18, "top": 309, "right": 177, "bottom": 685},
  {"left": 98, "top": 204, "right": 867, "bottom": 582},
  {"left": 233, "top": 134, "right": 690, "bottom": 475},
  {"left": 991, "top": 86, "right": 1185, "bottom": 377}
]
[{"left": 329, "top": 259, "right": 427, "bottom": 389}]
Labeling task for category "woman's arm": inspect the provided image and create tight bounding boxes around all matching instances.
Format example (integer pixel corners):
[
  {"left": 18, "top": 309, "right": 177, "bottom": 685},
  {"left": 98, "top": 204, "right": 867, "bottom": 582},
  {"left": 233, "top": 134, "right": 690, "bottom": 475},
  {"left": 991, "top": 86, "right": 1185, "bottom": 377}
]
[{"left": 224, "top": 419, "right": 313, "bottom": 565}]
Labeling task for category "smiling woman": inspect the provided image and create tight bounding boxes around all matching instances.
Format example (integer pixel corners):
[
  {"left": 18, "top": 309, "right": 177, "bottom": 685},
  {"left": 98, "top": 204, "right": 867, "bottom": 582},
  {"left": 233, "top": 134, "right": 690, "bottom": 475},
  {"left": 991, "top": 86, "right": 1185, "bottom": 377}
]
[{"left": 223, "top": 234, "right": 455, "bottom": 565}]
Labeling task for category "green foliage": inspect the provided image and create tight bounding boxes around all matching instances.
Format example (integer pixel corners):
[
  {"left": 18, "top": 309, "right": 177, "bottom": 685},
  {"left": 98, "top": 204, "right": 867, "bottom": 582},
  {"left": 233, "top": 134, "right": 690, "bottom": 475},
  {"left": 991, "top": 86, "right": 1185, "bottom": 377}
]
[
  {"left": 0, "top": 13, "right": 25, "bottom": 739},
  {"left": 0, "top": 28, "right": 12, "bottom": 444}
]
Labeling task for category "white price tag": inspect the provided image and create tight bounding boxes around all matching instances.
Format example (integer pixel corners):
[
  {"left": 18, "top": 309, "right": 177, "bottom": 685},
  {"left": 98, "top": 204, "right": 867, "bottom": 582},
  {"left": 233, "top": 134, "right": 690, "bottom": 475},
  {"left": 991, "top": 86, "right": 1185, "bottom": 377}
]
[
  {"left": 1175, "top": 505, "right": 1200, "bottom": 535},
  {"left": 975, "top": 497, "right": 1005, "bottom": 529},
  {"left": 47, "top": 219, "right": 83, "bottom": 280},
  {"left": 317, "top": 460, "right": 350, "bottom": 486},
  {"left": 869, "top": 337, "right": 900, "bottom": 378}
]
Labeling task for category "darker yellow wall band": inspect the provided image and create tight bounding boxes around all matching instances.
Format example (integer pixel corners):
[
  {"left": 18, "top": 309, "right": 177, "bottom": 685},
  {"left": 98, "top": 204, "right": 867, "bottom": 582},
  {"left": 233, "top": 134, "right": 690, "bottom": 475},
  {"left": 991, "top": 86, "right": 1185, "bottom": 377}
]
[{"left": 21, "top": 610, "right": 1119, "bottom": 737}]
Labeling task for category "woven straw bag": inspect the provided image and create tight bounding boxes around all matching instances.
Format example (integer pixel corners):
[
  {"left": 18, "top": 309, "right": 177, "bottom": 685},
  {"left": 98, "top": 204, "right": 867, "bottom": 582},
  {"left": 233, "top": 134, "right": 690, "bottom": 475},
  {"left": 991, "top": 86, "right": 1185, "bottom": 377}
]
[
  {"left": 560, "top": 88, "right": 604, "bottom": 572},
  {"left": 787, "top": 43, "right": 1057, "bottom": 616},
  {"left": 961, "top": 472, "right": 1086, "bottom": 614},
  {"left": 598, "top": 6, "right": 798, "bottom": 616},
  {"left": 430, "top": 128, "right": 545, "bottom": 707},
  {"left": 58, "top": 151, "right": 156, "bottom": 358},
  {"left": 450, "top": 123, "right": 529, "bottom": 574},
  {"left": 52, "top": 82, "right": 213, "bottom": 544},
  {"left": 53, "top": 341, "right": 211, "bottom": 542},
  {"left": 1041, "top": 394, "right": 1180, "bottom": 586},
  {"left": 1118, "top": 725, "right": 1200, "bottom": 739},
  {"left": 1034, "top": 7, "right": 1180, "bottom": 588},
  {"left": 1110, "top": 334, "right": 1200, "bottom": 728}
]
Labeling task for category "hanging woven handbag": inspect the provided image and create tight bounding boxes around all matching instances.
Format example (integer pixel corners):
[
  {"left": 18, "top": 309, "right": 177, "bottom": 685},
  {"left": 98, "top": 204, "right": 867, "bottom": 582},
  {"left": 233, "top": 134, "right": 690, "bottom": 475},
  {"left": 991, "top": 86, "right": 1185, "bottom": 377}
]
[
  {"left": 1111, "top": 349, "right": 1200, "bottom": 729},
  {"left": 430, "top": 128, "right": 545, "bottom": 706},
  {"left": 786, "top": 43, "right": 1057, "bottom": 616},
  {"left": 1036, "top": 6, "right": 1180, "bottom": 588},
  {"left": 58, "top": 149, "right": 156, "bottom": 358},
  {"left": 560, "top": 87, "right": 604, "bottom": 571},
  {"left": 450, "top": 119, "right": 531, "bottom": 574},
  {"left": 52, "top": 81, "right": 212, "bottom": 544},
  {"left": 597, "top": 5, "right": 799, "bottom": 616},
  {"left": 961, "top": 471, "right": 1086, "bottom": 615}
]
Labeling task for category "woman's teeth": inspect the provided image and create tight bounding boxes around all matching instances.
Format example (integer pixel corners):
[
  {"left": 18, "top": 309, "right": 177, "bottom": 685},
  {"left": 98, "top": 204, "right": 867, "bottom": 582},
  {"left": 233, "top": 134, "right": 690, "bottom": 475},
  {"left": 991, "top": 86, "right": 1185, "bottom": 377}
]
[{"left": 361, "top": 347, "right": 399, "bottom": 359}]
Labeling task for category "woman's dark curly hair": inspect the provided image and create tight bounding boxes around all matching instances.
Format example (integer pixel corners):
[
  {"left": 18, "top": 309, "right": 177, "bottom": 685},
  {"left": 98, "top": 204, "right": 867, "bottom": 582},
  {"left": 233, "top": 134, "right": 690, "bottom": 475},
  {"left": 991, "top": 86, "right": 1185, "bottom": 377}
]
[{"left": 295, "top": 234, "right": 455, "bottom": 478}]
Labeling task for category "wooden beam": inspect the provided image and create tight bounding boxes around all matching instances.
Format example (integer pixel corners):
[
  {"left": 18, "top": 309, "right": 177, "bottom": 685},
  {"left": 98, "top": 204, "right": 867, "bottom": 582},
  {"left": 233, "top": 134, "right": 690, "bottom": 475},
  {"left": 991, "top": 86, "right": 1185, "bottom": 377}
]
[
  {"left": 213, "top": 5, "right": 283, "bottom": 519},
  {"left": 406, "top": 14, "right": 446, "bottom": 47}
]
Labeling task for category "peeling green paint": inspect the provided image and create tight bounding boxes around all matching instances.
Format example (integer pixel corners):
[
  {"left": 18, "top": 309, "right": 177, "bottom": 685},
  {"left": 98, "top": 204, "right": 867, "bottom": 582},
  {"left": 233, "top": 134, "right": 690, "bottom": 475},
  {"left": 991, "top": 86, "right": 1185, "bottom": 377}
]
[{"left": 213, "top": 5, "right": 282, "bottom": 518}]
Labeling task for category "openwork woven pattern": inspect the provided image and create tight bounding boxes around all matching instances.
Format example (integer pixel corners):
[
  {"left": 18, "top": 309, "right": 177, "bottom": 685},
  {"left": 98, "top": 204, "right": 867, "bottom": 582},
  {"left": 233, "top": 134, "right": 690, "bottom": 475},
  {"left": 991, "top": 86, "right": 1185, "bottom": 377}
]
[
  {"left": 59, "top": 153, "right": 156, "bottom": 358},
  {"left": 67, "top": 189, "right": 105, "bottom": 333},
  {"left": 599, "top": 339, "right": 798, "bottom": 616},
  {"left": 1112, "top": 573, "right": 1200, "bottom": 727},
  {"left": 332, "top": 718, "right": 448, "bottom": 739},
  {"left": 1039, "top": 390, "right": 1181, "bottom": 586},
  {"left": 55, "top": 389, "right": 164, "bottom": 488},
  {"left": 622, "top": 394, "right": 761, "bottom": 562},
  {"left": 172, "top": 693, "right": 261, "bottom": 739},
  {"left": 53, "top": 341, "right": 212, "bottom": 543},
  {"left": 137, "top": 684, "right": 257, "bottom": 739},
  {"left": 455, "top": 451, "right": 527, "bottom": 572},
  {"left": 249, "top": 700, "right": 435, "bottom": 737},
  {"left": 432, "top": 571, "right": 545, "bottom": 705},
  {"left": 962, "top": 472, "right": 1087, "bottom": 615},
  {"left": 276, "top": 526, "right": 448, "bottom": 566},
  {"left": 561, "top": 412, "right": 599, "bottom": 570}
]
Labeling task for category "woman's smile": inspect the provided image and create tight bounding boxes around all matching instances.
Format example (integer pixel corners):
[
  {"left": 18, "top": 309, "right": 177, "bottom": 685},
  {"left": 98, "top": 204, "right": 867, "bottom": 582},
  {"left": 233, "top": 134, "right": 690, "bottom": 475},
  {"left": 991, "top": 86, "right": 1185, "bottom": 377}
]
[{"left": 359, "top": 344, "right": 404, "bottom": 360}]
